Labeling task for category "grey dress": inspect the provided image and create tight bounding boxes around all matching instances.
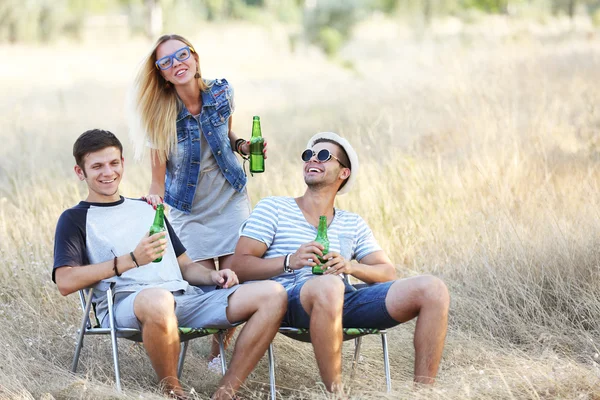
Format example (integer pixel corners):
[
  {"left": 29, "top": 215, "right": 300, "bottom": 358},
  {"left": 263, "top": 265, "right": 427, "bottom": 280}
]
[{"left": 169, "top": 114, "right": 251, "bottom": 261}]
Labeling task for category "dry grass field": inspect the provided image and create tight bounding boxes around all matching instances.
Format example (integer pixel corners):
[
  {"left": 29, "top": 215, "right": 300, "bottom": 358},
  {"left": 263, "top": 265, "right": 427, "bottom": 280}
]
[{"left": 1, "top": 18, "right": 600, "bottom": 399}]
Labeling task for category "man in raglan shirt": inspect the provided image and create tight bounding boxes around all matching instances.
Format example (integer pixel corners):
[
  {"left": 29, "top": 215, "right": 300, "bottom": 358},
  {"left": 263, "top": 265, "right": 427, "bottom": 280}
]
[
  {"left": 231, "top": 132, "right": 450, "bottom": 392},
  {"left": 53, "top": 129, "right": 287, "bottom": 400}
]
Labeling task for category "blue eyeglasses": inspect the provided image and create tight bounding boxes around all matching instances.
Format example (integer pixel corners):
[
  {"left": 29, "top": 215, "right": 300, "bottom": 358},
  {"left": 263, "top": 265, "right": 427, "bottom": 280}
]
[{"left": 155, "top": 46, "right": 194, "bottom": 70}]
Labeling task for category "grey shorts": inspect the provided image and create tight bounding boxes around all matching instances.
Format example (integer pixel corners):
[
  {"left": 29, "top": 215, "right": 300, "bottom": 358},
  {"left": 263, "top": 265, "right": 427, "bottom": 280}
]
[{"left": 102, "top": 285, "right": 241, "bottom": 330}]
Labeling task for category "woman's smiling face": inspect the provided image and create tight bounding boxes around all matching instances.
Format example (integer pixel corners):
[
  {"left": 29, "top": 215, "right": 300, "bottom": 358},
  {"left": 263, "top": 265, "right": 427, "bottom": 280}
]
[{"left": 156, "top": 39, "right": 198, "bottom": 86}]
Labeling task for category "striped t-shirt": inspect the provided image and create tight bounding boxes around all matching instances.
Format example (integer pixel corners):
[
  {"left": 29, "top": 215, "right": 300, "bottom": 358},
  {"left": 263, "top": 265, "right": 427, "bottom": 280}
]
[{"left": 240, "top": 196, "right": 382, "bottom": 290}]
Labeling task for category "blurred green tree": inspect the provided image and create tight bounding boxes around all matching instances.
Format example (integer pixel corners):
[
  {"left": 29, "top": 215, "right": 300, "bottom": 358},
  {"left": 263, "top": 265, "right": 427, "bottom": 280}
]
[
  {"left": 1, "top": 0, "right": 600, "bottom": 44},
  {"left": 302, "top": 0, "right": 367, "bottom": 58},
  {"left": 461, "top": 0, "right": 509, "bottom": 13},
  {"left": 0, "top": 0, "right": 69, "bottom": 43}
]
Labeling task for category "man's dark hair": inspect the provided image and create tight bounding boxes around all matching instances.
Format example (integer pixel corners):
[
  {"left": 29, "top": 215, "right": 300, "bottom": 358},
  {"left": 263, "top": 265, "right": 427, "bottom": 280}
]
[
  {"left": 314, "top": 138, "right": 351, "bottom": 191},
  {"left": 73, "top": 129, "right": 123, "bottom": 172}
]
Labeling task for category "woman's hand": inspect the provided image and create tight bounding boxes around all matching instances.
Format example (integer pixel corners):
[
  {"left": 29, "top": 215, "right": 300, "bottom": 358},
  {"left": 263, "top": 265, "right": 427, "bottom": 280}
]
[
  {"left": 142, "top": 194, "right": 164, "bottom": 210},
  {"left": 241, "top": 139, "right": 268, "bottom": 159}
]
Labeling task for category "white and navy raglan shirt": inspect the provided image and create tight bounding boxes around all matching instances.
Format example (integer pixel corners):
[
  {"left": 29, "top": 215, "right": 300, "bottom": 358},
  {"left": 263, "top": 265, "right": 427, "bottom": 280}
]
[
  {"left": 239, "top": 196, "right": 382, "bottom": 291},
  {"left": 53, "top": 197, "right": 188, "bottom": 321}
]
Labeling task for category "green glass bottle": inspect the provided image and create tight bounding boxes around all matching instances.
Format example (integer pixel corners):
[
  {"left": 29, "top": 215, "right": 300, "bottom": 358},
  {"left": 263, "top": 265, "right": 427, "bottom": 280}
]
[
  {"left": 149, "top": 204, "right": 166, "bottom": 263},
  {"left": 312, "top": 216, "right": 329, "bottom": 275},
  {"left": 249, "top": 116, "right": 265, "bottom": 173}
]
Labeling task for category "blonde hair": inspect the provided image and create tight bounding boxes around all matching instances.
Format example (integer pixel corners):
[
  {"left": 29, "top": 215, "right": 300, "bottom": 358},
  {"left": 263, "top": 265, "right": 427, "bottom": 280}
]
[{"left": 130, "top": 34, "right": 209, "bottom": 163}]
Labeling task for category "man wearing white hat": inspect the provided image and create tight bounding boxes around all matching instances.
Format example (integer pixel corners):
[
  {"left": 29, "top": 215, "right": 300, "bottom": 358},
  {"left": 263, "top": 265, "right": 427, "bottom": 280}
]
[{"left": 231, "top": 132, "right": 449, "bottom": 391}]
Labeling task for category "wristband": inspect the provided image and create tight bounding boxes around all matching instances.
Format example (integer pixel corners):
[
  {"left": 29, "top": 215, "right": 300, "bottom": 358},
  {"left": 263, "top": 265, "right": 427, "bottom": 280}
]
[
  {"left": 283, "top": 253, "right": 293, "bottom": 273},
  {"left": 113, "top": 256, "right": 121, "bottom": 277},
  {"left": 235, "top": 138, "right": 248, "bottom": 156},
  {"left": 130, "top": 251, "right": 139, "bottom": 268}
]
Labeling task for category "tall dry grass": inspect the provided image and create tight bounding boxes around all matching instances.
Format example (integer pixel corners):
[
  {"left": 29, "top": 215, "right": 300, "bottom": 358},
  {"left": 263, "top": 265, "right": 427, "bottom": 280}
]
[{"left": 1, "top": 20, "right": 600, "bottom": 399}]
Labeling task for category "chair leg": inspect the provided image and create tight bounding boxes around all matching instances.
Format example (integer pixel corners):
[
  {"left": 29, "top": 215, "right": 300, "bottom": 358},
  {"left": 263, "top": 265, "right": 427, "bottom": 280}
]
[
  {"left": 218, "top": 330, "right": 227, "bottom": 376},
  {"left": 72, "top": 289, "right": 94, "bottom": 373},
  {"left": 350, "top": 336, "right": 363, "bottom": 380},
  {"left": 71, "top": 330, "right": 85, "bottom": 373},
  {"left": 177, "top": 341, "right": 189, "bottom": 379},
  {"left": 107, "top": 289, "right": 122, "bottom": 392},
  {"left": 381, "top": 333, "right": 391, "bottom": 393},
  {"left": 268, "top": 342, "right": 276, "bottom": 400}
]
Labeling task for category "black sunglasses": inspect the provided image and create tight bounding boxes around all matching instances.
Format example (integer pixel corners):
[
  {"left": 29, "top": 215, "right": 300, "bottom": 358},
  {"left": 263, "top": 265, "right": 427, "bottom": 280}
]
[{"left": 301, "top": 149, "right": 348, "bottom": 168}]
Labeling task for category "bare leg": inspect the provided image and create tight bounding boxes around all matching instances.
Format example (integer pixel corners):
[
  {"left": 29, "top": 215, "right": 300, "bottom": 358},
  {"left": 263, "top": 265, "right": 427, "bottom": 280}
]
[
  {"left": 133, "top": 288, "right": 184, "bottom": 396},
  {"left": 196, "top": 257, "right": 238, "bottom": 360},
  {"left": 298, "top": 275, "right": 345, "bottom": 392},
  {"left": 211, "top": 281, "right": 287, "bottom": 400},
  {"left": 384, "top": 276, "right": 449, "bottom": 384}
]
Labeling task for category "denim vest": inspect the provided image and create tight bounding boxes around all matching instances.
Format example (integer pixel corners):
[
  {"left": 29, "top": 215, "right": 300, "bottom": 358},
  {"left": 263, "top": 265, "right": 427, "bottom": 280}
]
[{"left": 164, "top": 79, "right": 247, "bottom": 213}]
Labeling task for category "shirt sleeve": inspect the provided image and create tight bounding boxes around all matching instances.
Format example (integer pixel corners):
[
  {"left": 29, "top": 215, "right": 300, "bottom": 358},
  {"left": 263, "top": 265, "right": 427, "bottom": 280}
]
[
  {"left": 52, "top": 209, "right": 89, "bottom": 282},
  {"left": 353, "top": 215, "right": 382, "bottom": 262},
  {"left": 239, "top": 197, "right": 279, "bottom": 248},
  {"left": 165, "top": 217, "right": 186, "bottom": 257}
]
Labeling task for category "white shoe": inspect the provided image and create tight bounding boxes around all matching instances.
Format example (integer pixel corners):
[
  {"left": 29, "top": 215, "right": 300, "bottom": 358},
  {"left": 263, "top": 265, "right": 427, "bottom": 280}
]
[{"left": 207, "top": 355, "right": 222, "bottom": 373}]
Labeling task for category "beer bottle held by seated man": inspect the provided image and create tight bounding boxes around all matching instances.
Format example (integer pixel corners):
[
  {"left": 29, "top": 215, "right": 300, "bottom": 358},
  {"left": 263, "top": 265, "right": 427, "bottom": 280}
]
[
  {"left": 312, "top": 215, "right": 329, "bottom": 275},
  {"left": 149, "top": 203, "right": 166, "bottom": 263}
]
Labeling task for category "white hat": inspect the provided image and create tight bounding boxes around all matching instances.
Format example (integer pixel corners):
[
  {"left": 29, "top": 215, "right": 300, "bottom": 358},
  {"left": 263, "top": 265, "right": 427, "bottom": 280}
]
[{"left": 306, "top": 132, "right": 359, "bottom": 195}]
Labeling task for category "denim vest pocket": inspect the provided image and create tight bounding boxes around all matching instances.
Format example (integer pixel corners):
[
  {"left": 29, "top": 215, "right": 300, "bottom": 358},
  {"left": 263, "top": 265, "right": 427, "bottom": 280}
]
[
  {"left": 209, "top": 105, "right": 231, "bottom": 127},
  {"left": 209, "top": 113, "right": 227, "bottom": 127}
]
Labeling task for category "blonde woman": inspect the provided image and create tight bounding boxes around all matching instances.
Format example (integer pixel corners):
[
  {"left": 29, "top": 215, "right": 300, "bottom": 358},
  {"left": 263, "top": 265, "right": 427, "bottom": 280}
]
[{"left": 130, "top": 34, "right": 267, "bottom": 365}]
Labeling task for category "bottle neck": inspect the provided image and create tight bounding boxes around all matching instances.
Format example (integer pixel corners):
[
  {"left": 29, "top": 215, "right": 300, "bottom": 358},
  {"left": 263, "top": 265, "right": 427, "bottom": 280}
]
[
  {"left": 317, "top": 216, "right": 328, "bottom": 237},
  {"left": 153, "top": 206, "right": 165, "bottom": 227},
  {"left": 251, "top": 120, "right": 262, "bottom": 138}
]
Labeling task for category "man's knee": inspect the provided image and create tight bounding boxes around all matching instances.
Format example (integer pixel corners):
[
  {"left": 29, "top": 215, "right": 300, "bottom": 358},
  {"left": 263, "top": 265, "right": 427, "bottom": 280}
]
[
  {"left": 254, "top": 281, "right": 288, "bottom": 309},
  {"left": 415, "top": 275, "right": 450, "bottom": 310},
  {"left": 244, "top": 280, "right": 285, "bottom": 300},
  {"left": 134, "top": 288, "right": 176, "bottom": 325},
  {"left": 227, "top": 281, "right": 287, "bottom": 323},
  {"left": 388, "top": 275, "right": 449, "bottom": 312},
  {"left": 303, "top": 275, "right": 345, "bottom": 309}
]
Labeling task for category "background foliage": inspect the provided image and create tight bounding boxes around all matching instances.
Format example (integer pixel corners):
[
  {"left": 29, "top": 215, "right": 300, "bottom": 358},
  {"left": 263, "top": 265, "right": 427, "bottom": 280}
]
[{"left": 2, "top": 0, "right": 600, "bottom": 54}]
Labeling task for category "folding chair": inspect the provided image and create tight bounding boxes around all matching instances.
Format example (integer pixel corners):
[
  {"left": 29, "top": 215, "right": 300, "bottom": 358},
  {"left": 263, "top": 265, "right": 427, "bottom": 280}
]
[
  {"left": 269, "top": 278, "right": 392, "bottom": 394},
  {"left": 71, "top": 285, "right": 228, "bottom": 391},
  {"left": 269, "top": 326, "right": 392, "bottom": 392}
]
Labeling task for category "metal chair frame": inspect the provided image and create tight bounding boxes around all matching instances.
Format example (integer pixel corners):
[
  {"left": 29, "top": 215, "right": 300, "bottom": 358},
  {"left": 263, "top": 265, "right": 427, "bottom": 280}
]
[
  {"left": 268, "top": 278, "right": 393, "bottom": 394},
  {"left": 273, "top": 327, "right": 391, "bottom": 393},
  {"left": 71, "top": 281, "right": 386, "bottom": 399},
  {"left": 71, "top": 286, "right": 228, "bottom": 391}
]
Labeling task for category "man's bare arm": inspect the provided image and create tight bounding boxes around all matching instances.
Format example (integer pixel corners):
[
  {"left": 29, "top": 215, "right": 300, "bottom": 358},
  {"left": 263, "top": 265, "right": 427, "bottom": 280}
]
[
  {"left": 54, "top": 231, "right": 167, "bottom": 296},
  {"left": 178, "top": 253, "right": 216, "bottom": 284},
  {"left": 231, "top": 236, "right": 329, "bottom": 282},
  {"left": 55, "top": 255, "right": 136, "bottom": 296},
  {"left": 229, "top": 237, "right": 286, "bottom": 282},
  {"left": 323, "top": 250, "right": 396, "bottom": 284}
]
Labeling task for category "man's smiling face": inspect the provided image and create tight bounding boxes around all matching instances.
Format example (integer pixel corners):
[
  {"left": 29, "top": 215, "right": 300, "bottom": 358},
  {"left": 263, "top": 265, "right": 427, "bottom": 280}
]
[
  {"left": 303, "top": 142, "right": 348, "bottom": 191},
  {"left": 75, "top": 146, "right": 123, "bottom": 203}
]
